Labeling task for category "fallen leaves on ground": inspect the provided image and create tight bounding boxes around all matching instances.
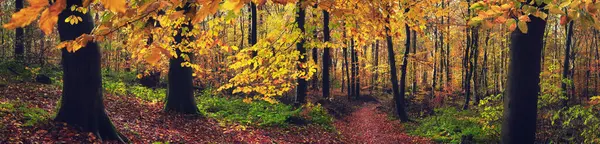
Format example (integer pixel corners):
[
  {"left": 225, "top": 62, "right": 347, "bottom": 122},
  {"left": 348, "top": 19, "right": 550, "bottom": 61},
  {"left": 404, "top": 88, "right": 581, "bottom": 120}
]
[
  {"left": 0, "top": 83, "right": 343, "bottom": 143},
  {"left": 334, "top": 102, "right": 432, "bottom": 144}
]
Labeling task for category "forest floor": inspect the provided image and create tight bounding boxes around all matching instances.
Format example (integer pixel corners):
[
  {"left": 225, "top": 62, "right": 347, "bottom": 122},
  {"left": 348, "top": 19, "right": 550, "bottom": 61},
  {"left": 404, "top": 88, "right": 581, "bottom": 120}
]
[
  {"left": 334, "top": 102, "right": 431, "bottom": 144},
  {"left": 0, "top": 82, "right": 430, "bottom": 143}
]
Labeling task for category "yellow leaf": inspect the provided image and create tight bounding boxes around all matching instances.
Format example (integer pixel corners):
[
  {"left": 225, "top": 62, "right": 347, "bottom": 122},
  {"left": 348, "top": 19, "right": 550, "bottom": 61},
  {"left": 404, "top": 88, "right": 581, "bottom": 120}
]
[
  {"left": 2, "top": 0, "right": 49, "bottom": 29},
  {"left": 100, "top": 0, "right": 126, "bottom": 14},
  {"left": 518, "top": 21, "right": 528, "bottom": 34},
  {"left": 146, "top": 47, "right": 161, "bottom": 65},
  {"left": 38, "top": 0, "right": 66, "bottom": 35}
]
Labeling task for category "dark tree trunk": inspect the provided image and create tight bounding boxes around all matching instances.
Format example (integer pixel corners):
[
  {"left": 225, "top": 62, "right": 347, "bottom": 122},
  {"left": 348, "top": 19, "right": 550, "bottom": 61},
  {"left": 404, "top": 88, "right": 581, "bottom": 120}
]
[
  {"left": 354, "top": 45, "right": 360, "bottom": 99},
  {"left": 322, "top": 10, "right": 331, "bottom": 99},
  {"left": 295, "top": 1, "right": 307, "bottom": 104},
  {"left": 351, "top": 38, "right": 359, "bottom": 99},
  {"left": 164, "top": 3, "right": 199, "bottom": 114},
  {"left": 561, "top": 21, "right": 574, "bottom": 107},
  {"left": 311, "top": 4, "right": 319, "bottom": 90},
  {"left": 385, "top": 15, "right": 409, "bottom": 122},
  {"left": 411, "top": 30, "right": 417, "bottom": 98},
  {"left": 472, "top": 27, "right": 480, "bottom": 106},
  {"left": 373, "top": 40, "right": 379, "bottom": 90},
  {"left": 501, "top": 6, "right": 546, "bottom": 143},
  {"left": 399, "top": 23, "right": 411, "bottom": 115},
  {"left": 349, "top": 38, "right": 355, "bottom": 99},
  {"left": 14, "top": 0, "right": 24, "bottom": 61},
  {"left": 432, "top": 28, "right": 438, "bottom": 97},
  {"left": 250, "top": 2, "right": 257, "bottom": 56},
  {"left": 54, "top": 0, "right": 125, "bottom": 142},
  {"left": 343, "top": 27, "right": 351, "bottom": 98},
  {"left": 482, "top": 30, "right": 490, "bottom": 97}
]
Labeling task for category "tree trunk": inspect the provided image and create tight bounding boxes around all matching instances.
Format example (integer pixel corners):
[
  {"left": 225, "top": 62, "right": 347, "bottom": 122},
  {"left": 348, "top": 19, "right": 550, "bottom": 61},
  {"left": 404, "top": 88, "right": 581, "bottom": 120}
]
[
  {"left": 399, "top": 22, "right": 411, "bottom": 116},
  {"left": 411, "top": 30, "right": 418, "bottom": 99},
  {"left": 373, "top": 40, "right": 379, "bottom": 90},
  {"left": 14, "top": 0, "right": 24, "bottom": 61},
  {"left": 501, "top": 7, "right": 546, "bottom": 143},
  {"left": 322, "top": 10, "right": 331, "bottom": 99},
  {"left": 249, "top": 2, "right": 257, "bottom": 56},
  {"left": 472, "top": 27, "right": 480, "bottom": 106},
  {"left": 561, "top": 21, "right": 574, "bottom": 107},
  {"left": 295, "top": 1, "right": 307, "bottom": 104},
  {"left": 386, "top": 15, "right": 409, "bottom": 122},
  {"left": 349, "top": 38, "right": 355, "bottom": 99},
  {"left": 352, "top": 38, "right": 359, "bottom": 99},
  {"left": 164, "top": 3, "right": 199, "bottom": 114},
  {"left": 311, "top": 4, "right": 319, "bottom": 90},
  {"left": 54, "top": 0, "right": 126, "bottom": 141},
  {"left": 343, "top": 27, "right": 351, "bottom": 98}
]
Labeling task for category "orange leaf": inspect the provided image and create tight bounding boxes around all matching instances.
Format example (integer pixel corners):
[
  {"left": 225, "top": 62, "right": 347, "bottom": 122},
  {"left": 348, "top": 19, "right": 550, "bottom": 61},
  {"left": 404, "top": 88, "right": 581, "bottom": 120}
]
[{"left": 38, "top": 0, "right": 66, "bottom": 35}]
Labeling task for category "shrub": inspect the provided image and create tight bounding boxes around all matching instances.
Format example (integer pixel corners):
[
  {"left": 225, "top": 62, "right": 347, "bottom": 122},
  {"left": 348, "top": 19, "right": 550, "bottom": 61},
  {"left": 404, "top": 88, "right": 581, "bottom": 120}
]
[
  {"left": 406, "top": 108, "right": 496, "bottom": 143},
  {"left": 197, "top": 89, "right": 301, "bottom": 126},
  {"left": 197, "top": 89, "right": 333, "bottom": 127},
  {"left": 129, "top": 85, "right": 165, "bottom": 102},
  {"left": 551, "top": 96, "right": 600, "bottom": 143}
]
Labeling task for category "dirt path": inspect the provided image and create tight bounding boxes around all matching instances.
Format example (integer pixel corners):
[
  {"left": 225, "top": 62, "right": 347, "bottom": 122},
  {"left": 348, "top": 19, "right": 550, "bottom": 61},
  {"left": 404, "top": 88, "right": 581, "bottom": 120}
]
[{"left": 334, "top": 102, "right": 431, "bottom": 144}]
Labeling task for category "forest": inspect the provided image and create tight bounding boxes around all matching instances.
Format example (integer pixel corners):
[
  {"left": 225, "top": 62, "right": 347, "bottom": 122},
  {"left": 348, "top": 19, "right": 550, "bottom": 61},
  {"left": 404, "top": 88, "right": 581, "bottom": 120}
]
[{"left": 1, "top": 0, "right": 600, "bottom": 143}]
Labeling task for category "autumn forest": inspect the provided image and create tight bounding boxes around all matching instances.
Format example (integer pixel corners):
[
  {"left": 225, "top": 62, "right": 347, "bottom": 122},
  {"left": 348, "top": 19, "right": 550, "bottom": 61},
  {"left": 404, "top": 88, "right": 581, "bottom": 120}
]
[{"left": 1, "top": 0, "right": 600, "bottom": 143}]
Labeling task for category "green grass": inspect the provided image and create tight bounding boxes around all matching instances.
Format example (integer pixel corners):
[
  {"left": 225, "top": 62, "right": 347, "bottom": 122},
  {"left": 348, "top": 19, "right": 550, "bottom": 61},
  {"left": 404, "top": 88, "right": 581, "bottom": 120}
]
[
  {"left": 405, "top": 107, "right": 498, "bottom": 143},
  {"left": 196, "top": 89, "right": 333, "bottom": 127}
]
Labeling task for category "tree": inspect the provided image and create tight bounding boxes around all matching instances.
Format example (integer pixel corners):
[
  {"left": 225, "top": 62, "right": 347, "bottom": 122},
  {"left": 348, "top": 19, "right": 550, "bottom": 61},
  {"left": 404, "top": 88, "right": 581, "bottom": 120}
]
[
  {"left": 14, "top": 0, "right": 24, "bottom": 61},
  {"left": 500, "top": 8, "right": 547, "bottom": 144},
  {"left": 164, "top": 3, "right": 199, "bottom": 114},
  {"left": 322, "top": 9, "right": 331, "bottom": 99},
  {"left": 398, "top": 20, "right": 411, "bottom": 111},
  {"left": 561, "top": 21, "right": 574, "bottom": 107},
  {"left": 250, "top": 2, "right": 258, "bottom": 56},
  {"left": 53, "top": 0, "right": 126, "bottom": 142},
  {"left": 385, "top": 14, "right": 409, "bottom": 122},
  {"left": 295, "top": 0, "right": 307, "bottom": 104}
]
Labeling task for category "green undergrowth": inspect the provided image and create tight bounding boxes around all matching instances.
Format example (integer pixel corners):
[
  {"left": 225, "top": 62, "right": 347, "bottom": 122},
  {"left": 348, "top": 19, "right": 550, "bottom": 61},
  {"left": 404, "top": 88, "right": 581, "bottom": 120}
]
[
  {"left": 0, "top": 101, "right": 51, "bottom": 127},
  {"left": 405, "top": 107, "right": 497, "bottom": 143},
  {"left": 102, "top": 70, "right": 165, "bottom": 102},
  {"left": 196, "top": 89, "right": 333, "bottom": 128}
]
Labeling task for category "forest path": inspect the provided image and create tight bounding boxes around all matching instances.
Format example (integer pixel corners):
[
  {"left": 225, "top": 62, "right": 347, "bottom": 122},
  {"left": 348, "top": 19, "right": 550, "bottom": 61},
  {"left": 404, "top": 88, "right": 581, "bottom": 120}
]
[{"left": 333, "top": 102, "right": 431, "bottom": 144}]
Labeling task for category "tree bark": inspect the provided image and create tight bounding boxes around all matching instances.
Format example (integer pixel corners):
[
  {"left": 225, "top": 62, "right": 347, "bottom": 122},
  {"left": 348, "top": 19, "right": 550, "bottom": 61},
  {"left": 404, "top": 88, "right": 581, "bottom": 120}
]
[
  {"left": 561, "top": 21, "right": 574, "bottom": 107},
  {"left": 14, "top": 0, "right": 24, "bottom": 61},
  {"left": 164, "top": 3, "right": 199, "bottom": 114},
  {"left": 250, "top": 2, "right": 258, "bottom": 56},
  {"left": 54, "top": 0, "right": 126, "bottom": 142},
  {"left": 385, "top": 15, "right": 409, "bottom": 122},
  {"left": 311, "top": 4, "right": 319, "bottom": 90},
  {"left": 322, "top": 10, "right": 331, "bottom": 99},
  {"left": 399, "top": 22, "right": 411, "bottom": 116},
  {"left": 295, "top": 1, "right": 307, "bottom": 104},
  {"left": 501, "top": 6, "right": 546, "bottom": 143}
]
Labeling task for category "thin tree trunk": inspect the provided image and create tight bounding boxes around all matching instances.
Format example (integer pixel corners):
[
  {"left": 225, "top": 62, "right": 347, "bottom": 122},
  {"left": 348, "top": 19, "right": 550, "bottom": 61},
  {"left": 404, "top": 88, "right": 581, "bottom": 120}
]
[
  {"left": 322, "top": 10, "right": 331, "bottom": 99},
  {"left": 399, "top": 22, "right": 411, "bottom": 116},
  {"left": 14, "top": 0, "right": 24, "bottom": 61},
  {"left": 294, "top": 1, "right": 307, "bottom": 104},
  {"left": 385, "top": 14, "right": 409, "bottom": 122},
  {"left": 561, "top": 21, "right": 574, "bottom": 107}
]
